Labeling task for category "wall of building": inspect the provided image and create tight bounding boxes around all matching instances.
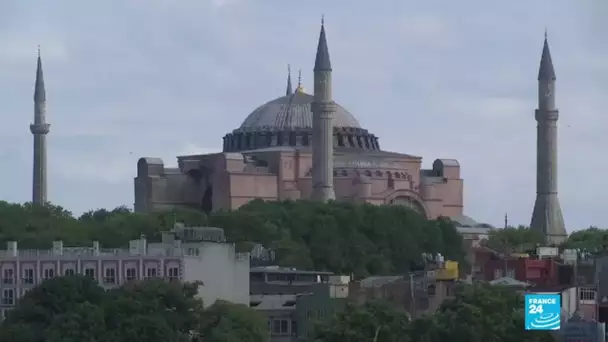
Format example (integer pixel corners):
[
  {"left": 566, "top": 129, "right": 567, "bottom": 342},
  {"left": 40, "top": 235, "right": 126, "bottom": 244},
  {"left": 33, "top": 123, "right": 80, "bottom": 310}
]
[{"left": 182, "top": 242, "right": 249, "bottom": 307}]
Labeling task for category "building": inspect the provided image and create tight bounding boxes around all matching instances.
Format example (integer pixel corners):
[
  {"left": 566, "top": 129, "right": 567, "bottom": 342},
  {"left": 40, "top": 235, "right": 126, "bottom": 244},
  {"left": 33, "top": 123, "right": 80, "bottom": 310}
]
[
  {"left": 249, "top": 266, "right": 349, "bottom": 342},
  {"left": 30, "top": 48, "right": 50, "bottom": 205},
  {"left": 0, "top": 224, "right": 249, "bottom": 319},
  {"left": 134, "top": 21, "right": 465, "bottom": 220},
  {"left": 529, "top": 33, "right": 568, "bottom": 244},
  {"left": 348, "top": 261, "right": 460, "bottom": 319}
]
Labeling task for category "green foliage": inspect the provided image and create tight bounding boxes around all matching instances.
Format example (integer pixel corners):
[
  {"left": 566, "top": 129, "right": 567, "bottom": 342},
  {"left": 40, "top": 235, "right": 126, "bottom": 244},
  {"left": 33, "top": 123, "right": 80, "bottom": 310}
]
[
  {"left": 0, "top": 200, "right": 464, "bottom": 277},
  {"left": 313, "top": 300, "right": 410, "bottom": 342},
  {"left": 314, "top": 284, "right": 557, "bottom": 342},
  {"left": 0, "top": 276, "right": 266, "bottom": 342},
  {"left": 485, "top": 225, "right": 544, "bottom": 252},
  {"left": 210, "top": 199, "right": 465, "bottom": 276},
  {"left": 562, "top": 226, "right": 608, "bottom": 251},
  {"left": 198, "top": 300, "right": 269, "bottom": 342}
]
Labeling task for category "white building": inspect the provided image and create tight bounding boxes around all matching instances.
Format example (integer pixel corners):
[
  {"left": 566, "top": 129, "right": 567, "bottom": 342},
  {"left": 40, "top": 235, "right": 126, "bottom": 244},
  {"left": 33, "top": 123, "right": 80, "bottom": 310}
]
[{"left": 0, "top": 224, "right": 249, "bottom": 318}]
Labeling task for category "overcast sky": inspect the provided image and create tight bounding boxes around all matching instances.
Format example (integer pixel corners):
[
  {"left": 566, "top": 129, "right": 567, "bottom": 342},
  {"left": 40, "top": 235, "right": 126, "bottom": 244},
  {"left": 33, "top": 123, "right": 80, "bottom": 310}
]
[{"left": 1, "top": 0, "right": 607, "bottom": 230}]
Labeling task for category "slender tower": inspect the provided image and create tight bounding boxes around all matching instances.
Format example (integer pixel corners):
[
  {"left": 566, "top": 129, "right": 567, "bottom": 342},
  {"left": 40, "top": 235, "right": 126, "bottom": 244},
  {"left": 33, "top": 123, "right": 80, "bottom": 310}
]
[
  {"left": 311, "top": 18, "right": 336, "bottom": 202},
  {"left": 530, "top": 33, "right": 567, "bottom": 244},
  {"left": 286, "top": 64, "right": 293, "bottom": 96},
  {"left": 30, "top": 48, "right": 50, "bottom": 205}
]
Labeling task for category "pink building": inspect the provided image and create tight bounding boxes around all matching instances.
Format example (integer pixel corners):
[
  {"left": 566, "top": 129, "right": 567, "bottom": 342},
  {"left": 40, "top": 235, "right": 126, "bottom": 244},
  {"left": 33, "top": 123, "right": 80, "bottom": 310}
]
[
  {"left": 134, "top": 23, "right": 464, "bottom": 219},
  {"left": 0, "top": 225, "right": 249, "bottom": 319}
]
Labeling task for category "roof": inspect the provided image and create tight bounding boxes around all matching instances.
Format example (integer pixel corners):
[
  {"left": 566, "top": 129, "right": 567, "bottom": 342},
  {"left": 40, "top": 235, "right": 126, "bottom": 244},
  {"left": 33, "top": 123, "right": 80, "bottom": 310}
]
[
  {"left": 250, "top": 266, "right": 333, "bottom": 275},
  {"left": 451, "top": 215, "right": 495, "bottom": 229},
  {"left": 238, "top": 91, "right": 360, "bottom": 130},
  {"left": 538, "top": 35, "right": 556, "bottom": 81},
  {"left": 34, "top": 51, "right": 45, "bottom": 103},
  {"left": 314, "top": 21, "right": 331, "bottom": 71},
  {"left": 359, "top": 276, "right": 403, "bottom": 288}
]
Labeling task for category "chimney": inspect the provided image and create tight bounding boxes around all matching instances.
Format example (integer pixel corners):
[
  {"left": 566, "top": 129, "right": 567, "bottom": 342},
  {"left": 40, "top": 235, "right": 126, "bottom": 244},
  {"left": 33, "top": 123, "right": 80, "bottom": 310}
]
[
  {"left": 52, "top": 240, "right": 63, "bottom": 256},
  {"left": 6, "top": 241, "right": 17, "bottom": 257},
  {"left": 92, "top": 241, "right": 100, "bottom": 256}
]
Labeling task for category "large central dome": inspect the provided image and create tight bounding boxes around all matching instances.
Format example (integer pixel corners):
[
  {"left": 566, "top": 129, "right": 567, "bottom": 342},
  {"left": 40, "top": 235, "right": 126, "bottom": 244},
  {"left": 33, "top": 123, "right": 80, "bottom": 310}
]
[
  {"left": 221, "top": 72, "right": 381, "bottom": 153},
  {"left": 239, "top": 90, "right": 360, "bottom": 130}
]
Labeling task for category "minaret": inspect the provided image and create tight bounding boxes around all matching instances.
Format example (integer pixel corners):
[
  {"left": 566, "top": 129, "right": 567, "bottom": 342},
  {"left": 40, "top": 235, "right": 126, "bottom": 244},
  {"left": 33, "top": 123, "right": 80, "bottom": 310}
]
[
  {"left": 30, "top": 47, "right": 50, "bottom": 206},
  {"left": 286, "top": 64, "right": 293, "bottom": 95},
  {"left": 311, "top": 17, "right": 336, "bottom": 202},
  {"left": 530, "top": 32, "right": 567, "bottom": 244}
]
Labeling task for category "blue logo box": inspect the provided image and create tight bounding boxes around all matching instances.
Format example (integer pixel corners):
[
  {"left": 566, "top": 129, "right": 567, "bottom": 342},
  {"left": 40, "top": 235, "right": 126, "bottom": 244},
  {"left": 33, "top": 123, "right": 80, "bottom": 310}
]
[{"left": 525, "top": 293, "right": 561, "bottom": 330}]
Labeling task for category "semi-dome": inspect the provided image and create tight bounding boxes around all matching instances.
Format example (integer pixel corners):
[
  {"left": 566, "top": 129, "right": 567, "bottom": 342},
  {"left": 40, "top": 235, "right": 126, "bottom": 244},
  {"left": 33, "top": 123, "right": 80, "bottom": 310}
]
[{"left": 239, "top": 90, "right": 361, "bottom": 130}]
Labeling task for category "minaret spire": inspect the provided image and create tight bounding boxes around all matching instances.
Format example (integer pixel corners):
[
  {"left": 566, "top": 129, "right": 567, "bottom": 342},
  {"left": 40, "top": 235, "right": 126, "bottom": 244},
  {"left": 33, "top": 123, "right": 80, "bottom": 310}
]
[
  {"left": 311, "top": 17, "right": 336, "bottom": 202},
  {"left": 286, "top": 64, "right": 293, "bottom": 95},
  {"left": 314, "top": 16, "right": 332, "bottom": 72},
  {"left": 30, "top": 47, "right": 50, "bottom": 205},
  {"left": 538, "top": 31, "right": 556, "bottom": 81},
  {"left": 530, "top": 32, "right": 566, "bottom": 244}
]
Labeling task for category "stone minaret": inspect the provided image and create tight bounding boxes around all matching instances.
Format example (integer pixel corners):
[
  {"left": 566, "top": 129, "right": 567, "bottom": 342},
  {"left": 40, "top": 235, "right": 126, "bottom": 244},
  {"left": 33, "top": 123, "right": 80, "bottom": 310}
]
[
  {"left": 530, "top": 33, "right": 567, "bottom": 244},
  {"left": 286, "top": 64, "right": 293, "bottom": 96},
  {"left": 311, "top": 18, "right": 336, "bottom": 202},
  {"left": 30, "top": 48, "right": 50, "bottom": 205}
]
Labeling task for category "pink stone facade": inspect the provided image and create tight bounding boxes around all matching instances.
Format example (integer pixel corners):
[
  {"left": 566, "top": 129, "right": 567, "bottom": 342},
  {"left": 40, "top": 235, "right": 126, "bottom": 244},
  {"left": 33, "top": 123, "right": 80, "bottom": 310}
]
[
  {"left": 135, "top": 152, "right": 463, "bottom": 219},
  {"left": 0, "top": 253, "right": 183, "bottom": 319}
]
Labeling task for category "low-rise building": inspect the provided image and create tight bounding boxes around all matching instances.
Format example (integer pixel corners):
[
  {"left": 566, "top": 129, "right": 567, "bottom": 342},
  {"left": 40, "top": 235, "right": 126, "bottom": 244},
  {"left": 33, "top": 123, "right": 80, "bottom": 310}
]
[
  {"left": 249, "top": 266, "right": 349, "bottom": 342},
  {"left": 349, "top": 261, "right": 459, "bottom": 318},
  {"left": 0, "top": 224, "right": 250, "bottom": 318}
]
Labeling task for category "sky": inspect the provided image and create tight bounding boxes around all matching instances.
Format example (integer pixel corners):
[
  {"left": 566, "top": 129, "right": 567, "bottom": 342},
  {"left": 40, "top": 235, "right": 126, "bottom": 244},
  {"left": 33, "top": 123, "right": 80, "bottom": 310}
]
[{"left": 1, "top": 0, "right": 607, "bottom": 230}]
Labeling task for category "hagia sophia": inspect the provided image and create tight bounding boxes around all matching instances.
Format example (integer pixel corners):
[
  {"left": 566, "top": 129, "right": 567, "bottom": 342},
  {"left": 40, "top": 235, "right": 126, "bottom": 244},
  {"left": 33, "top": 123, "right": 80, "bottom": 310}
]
[
  {"left": 26, "top": 21, "right": 567, "bottom": 243},
  {"left": 133, "top": 21, "right": 465, "bottom": 222}
]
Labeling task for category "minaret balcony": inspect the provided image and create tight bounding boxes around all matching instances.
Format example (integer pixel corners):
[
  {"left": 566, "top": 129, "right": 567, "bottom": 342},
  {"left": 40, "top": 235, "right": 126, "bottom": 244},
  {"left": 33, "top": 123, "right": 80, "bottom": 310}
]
[{"left": 30, "top": 123, "right": 50, "bottom": 135}]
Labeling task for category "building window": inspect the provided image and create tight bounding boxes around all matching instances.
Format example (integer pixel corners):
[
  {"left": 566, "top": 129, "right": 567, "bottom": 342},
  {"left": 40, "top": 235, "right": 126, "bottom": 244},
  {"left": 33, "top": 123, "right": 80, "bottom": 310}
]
[
  {"left": 580, "top": 287, "right": 596, "bottom": 302},
  {"left": 291, "top": 321, "right": 298, "bottom": 336},
  {"left": 506, "top": 268, "right": 515, "bottom": 278},
  {"left": 427, "top": 284, "right": 436, "bottom": 296},
  {"left": 104, "top": 268, "right": 116, "bottom": 284},
  {"left": 167, "top": 267, "right": 179, "bottom": 280},
  {"left": 146, "top": 267, "right": 157, "bottom": 279},
  {"left": 126, "top": 268, "right": 137, "bottom": 281},
  {"left": 493, "top": 269, "right": 502, "bottom": 280},
  {"left": 272, "top": 319, "right": 288, "bottom": 335},
  {"left": 2, "top": 289, "right": 14, "bottom": 305},
  {"left": 85, "top": 268, "right": 96, "bottom": 279},
  {"left": 272, "top": 319, "right": 280, "bottom": 334},
  {"left": 43, "top": 268, "right": 55, "bottom": 279},
  {"left": 3, "top": 269, "right": 14, "bottom": 285},
  {"left": 22, "top": 269, "right": 34, "bottom": 285},
  {"left": 64, "top": 269, "right": 75, "bottom": 276}
]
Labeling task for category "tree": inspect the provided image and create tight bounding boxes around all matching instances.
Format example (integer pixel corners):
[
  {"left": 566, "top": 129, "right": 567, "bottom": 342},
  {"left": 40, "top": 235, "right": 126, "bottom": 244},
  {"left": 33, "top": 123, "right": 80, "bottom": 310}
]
[
  {"left": 0, "top": 276, "right": 268, "bottom": 342},
  {"left": 485, "top": 225, "right": 544, "bottom": 252},
  {"left": 0, "top": 275, "right": 107, "bottom": 341},
  {"left": 562, "top": 226, "right": 608, "bottom": 251},
  {"left": 313, "top": 301, "right": 410, "bottom": 342},
  {"left": 409, "top": 283, "right": 556, "bottom": 342},
  {"left": 103, "top": 279, "right": 205, "bottom": 341},
  {"left": 313, "top": 284, "right": 557, "bottom": 342},
  {"left": 198, "top": 300, "right": 269, "bottom": 342},
  {"left": 0, "top": 200, "right": 465, "bottom": 277}
]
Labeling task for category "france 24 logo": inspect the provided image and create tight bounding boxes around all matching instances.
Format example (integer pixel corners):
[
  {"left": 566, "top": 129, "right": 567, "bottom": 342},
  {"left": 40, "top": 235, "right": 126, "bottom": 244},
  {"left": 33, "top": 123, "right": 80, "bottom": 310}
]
[{"left": 525, "top": 293, "right": 561, "bottom": 330}]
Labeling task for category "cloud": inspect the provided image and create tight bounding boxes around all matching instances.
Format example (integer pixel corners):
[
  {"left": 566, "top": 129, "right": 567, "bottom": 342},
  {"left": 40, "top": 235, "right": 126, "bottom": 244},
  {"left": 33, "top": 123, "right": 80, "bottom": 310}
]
[{"left": 1, "top": 0, "right": 607, "bottom": 231}]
